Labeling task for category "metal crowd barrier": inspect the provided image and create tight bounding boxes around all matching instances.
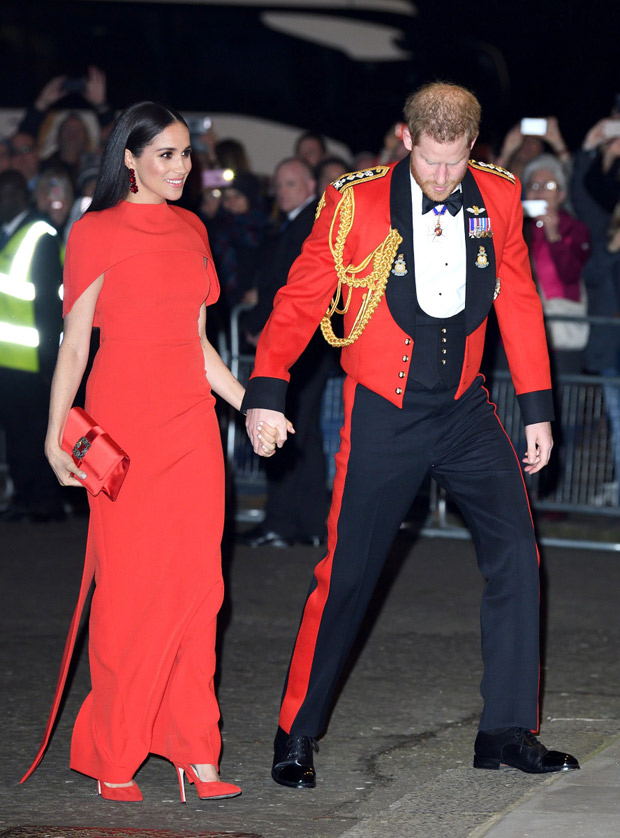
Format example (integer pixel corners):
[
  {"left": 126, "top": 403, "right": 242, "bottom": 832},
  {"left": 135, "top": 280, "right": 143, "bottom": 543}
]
[
  {"left": 491, "top": 372, "right": 618, "bottom": 514},
  {"left": 2, "top": 312, "right": 615, "bottom": 550},
  {"left": 225, "top": 307, "right": 269, "bottom": 512},
  {"left": 223, "top": 307, "right": 620, "bottom": 547}
]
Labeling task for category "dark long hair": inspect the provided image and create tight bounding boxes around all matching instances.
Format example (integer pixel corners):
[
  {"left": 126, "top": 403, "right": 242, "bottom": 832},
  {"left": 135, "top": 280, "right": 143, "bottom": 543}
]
[{"left": 88, "top": 101, "right": 187, "bottom": 212}]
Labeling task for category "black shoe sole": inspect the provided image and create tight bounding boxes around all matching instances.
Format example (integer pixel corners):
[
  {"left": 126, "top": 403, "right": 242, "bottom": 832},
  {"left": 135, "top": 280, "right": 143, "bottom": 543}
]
[
  {"left": 271, "top": 768, "right": 316, "bottom": 789},
  {"left": 473, "top": 755, "right": 580, "bottom": 773},
  {"left": 473, "top": 755, "right": 501, "bottom": 770}
]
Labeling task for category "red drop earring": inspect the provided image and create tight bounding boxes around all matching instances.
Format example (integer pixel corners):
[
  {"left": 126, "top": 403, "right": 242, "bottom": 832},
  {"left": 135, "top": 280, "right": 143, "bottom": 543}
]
[{"left": 128, "top": 168, "right": 138, "bottom": 194}]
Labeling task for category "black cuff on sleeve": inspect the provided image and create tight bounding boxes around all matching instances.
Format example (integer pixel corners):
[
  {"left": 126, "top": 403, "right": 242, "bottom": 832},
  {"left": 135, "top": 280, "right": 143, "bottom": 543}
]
[
  {"left": 240, "top": 376, "right": 288, "bottom": 414},
  {"left": 517, "top": 389, "right": 555, "bottom": 426}
]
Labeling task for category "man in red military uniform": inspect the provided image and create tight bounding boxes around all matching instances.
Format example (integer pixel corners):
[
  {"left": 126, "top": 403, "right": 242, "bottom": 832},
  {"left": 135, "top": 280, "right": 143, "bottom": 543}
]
[{"left": 242, "top": 82, "right": 578, "bottom": 785}]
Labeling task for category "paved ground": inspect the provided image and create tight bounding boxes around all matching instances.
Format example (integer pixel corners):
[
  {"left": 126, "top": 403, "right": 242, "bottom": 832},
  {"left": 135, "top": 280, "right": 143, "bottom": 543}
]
[{"left": 1, "top": 513, "right": 619, "bottom": 837}]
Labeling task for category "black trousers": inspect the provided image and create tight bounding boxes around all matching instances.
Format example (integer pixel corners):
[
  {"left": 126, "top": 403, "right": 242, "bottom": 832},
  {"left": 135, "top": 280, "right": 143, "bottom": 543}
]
[{"left": 278, "top": 375, "right": 540, "bottom": 736}]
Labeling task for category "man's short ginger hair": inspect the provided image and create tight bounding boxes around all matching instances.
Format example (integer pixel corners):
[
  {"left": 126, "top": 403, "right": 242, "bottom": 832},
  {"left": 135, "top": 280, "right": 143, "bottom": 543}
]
[{"left": 404, "top": 82, "right": 481, "bottom": 146}]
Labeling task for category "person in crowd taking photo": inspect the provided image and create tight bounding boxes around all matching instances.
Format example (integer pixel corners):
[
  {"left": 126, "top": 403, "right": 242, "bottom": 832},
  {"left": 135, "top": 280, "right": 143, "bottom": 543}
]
[
  {"left": 18, "top": 67, "right": 114, "bottom": 191},
  {"left": 495, "top": 116, "right": 571, "bottom": 183},
  {"left": 572, "top": 112, "right": 620, "bottom": 504},
  {"left": 20, "top": 101, "right": 280, "bottom": 802},
  {"left": 242, "top": 82, "right": 579, "bottom": 788},
  {"left": 522, "top": 153, "right": 590, "bottom": 372}
]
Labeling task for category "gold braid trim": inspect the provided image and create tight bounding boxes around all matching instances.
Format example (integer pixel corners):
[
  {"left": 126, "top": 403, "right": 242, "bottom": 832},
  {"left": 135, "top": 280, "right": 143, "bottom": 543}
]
[
  {"left": 315, "top": 192, "right": 326, "bottom": 220},
  {"left": 320, "top": 189, "right": 402, "bottom": 347},
  {"left": 469, "top": 159, "right": 516, "bottom": 183}
]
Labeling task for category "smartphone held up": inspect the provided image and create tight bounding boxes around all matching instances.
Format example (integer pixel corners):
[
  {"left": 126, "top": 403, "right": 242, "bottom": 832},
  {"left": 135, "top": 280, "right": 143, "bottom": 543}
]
[
  {"left": 520, "top": 118, "right": 548, "bottom": 137},
  {"left": 522, "top": 199, "right": 548, "bottom": 218}
]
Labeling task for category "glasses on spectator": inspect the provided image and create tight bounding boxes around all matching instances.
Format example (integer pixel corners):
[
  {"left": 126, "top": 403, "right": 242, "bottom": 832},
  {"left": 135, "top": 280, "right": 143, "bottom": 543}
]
[
  {"left": 11, "top": 144, "right": 35, "bottom": 155},
  {"left": 527, "top": 180, "right": 559, "bottom": 192}
]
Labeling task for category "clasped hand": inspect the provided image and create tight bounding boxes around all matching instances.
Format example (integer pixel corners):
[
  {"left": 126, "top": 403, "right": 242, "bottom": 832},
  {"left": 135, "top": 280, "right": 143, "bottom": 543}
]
[{"left": 245, "top": 408, "right": 295, "bottom": 457}]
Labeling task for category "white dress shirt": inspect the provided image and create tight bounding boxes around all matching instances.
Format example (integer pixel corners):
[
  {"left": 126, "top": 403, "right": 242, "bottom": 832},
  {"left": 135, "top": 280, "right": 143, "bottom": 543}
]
[{"left": 410, "top": 175, "right": 466, "bottom": 318}]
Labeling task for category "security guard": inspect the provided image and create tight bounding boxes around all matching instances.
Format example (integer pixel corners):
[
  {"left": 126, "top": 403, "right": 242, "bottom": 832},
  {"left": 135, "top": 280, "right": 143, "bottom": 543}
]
[
  {"left": 242, "top": 83, "right": 579, "bottom": 784},
  {"left": 0, "top": 170, "right": 64, "bottom": 520}
]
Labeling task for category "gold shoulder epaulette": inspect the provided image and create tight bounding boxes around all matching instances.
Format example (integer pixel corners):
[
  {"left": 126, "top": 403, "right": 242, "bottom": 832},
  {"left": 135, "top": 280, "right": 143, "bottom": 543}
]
[
  {"left": 469, "top": 159, "right": 516, "bottom": 183},
  {"left": 331, "top": 166, "right": 391, "bottom": 193}
]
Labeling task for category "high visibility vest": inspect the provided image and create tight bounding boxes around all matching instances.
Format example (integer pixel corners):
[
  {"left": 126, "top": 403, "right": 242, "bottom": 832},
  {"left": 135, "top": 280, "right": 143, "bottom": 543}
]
[{"left": 0, "top": 220, "right": 58, "bottom": 373}]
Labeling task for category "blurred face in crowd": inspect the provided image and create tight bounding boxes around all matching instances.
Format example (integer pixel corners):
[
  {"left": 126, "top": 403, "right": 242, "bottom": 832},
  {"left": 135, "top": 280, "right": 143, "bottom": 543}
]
[
  {"left": 518, "top": 135, "right": 544, "bottom": 163},
  {"left": 10, "top": 132, "right": 39, "bottom": 181},
  {"left": 124, "top": 122, "right": 192, "bottom": 204},
  {"left": 404, "top": 129, "right": 474, "bottom": 203},
  {"left": 296, "top": 136, "right": 325, "bottom": 168},
  {"left": 274, "top": 160, "right": 316, "bottom": 214},
  {"left": 317, "top": 161, "right": 348, "bottom": 195},
  {"left": 36, "top": 174, "right": 73, "bottom": 229},
  {"left": 221, "top": 187, "right": 249, "bottom": 215},
  {"left": 58, "top": 115, "right": 90, "bottom": 162},
  {"left": 525, "top": 167, "right": 565, "bottom": 213}
]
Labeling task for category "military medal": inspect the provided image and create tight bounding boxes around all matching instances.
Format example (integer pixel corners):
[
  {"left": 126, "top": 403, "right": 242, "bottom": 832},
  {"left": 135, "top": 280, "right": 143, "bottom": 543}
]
[
  {"left": 469, "top": 217, "right": 493, "bottom": 238},
  {"left": 475, "top": 246, "right": 490, "bottom": 269},
  {"left": 432, "top": 205, "right": 447, "bottom": 238},
  {"left": 391, "top": 253, "right": 408, "bottom": 276}
]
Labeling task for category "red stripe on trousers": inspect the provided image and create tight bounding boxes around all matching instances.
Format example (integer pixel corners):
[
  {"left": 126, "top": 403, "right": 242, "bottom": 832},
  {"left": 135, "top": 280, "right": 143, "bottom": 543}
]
[{"left": 279, "top": 376, "right": 358, "bottom": 733}]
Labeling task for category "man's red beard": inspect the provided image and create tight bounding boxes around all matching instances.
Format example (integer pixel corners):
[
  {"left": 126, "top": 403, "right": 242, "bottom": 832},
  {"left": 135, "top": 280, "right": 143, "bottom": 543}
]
[{"left": 410, "top": 163, "right": 465, "bottom": 203}]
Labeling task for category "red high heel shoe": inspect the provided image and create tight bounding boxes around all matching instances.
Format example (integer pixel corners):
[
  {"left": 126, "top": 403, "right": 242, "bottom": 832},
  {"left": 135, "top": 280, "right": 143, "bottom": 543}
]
[
  {"left": 97, "top": 779, "right": 143, "bottom": 802},
  {"left": 175, "top": 763, "right": 241, "bottom": 802}
]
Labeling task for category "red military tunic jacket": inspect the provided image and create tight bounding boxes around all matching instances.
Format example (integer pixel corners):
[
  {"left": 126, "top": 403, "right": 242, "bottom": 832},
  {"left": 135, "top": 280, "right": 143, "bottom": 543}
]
[{"left": 243, "top": 157, "right": 553, "bottom": 426}]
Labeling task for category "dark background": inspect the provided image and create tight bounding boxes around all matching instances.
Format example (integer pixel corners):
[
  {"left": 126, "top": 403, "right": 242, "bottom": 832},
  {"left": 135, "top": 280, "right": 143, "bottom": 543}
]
[{"left": 1, "top": 0, "right": 618, "bottom": 153}]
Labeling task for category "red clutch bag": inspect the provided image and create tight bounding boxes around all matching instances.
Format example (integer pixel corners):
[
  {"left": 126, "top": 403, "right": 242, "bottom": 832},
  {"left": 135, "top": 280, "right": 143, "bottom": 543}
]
[{"left": 61, "top": 407, "right": 130, "bottom": 501}]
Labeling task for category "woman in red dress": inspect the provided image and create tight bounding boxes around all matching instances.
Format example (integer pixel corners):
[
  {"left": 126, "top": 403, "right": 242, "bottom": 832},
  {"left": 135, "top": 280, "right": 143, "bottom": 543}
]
[{"left": 25, "top": 102, "right": 278, "bottom": 802}]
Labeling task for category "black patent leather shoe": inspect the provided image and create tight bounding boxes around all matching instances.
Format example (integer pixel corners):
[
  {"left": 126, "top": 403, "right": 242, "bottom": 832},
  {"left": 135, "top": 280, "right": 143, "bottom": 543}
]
[
  {"left": 239, "top": 527, "right": 293, "bottom": 548},
  {"left": 272, "top": 726, "right": 318, "bottom": 788},
  {"left": 474, "top": 727, "right": 580, "bottom": 774}
]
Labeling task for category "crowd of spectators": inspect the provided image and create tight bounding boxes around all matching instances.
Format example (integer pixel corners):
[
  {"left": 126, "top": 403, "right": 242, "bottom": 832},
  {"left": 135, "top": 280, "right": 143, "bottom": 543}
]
[{"left": 3, "top": 70, "right": 620, "bottom": 514}]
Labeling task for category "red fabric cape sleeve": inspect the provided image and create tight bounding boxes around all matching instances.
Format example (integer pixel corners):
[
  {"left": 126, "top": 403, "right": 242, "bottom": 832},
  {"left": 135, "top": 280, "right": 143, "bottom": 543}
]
[
  {"left": 63, "top": 210, "right": 120, "bottom": 326},
  {"left": 169, "top": 205, "right": 221, "bottom": 305}
]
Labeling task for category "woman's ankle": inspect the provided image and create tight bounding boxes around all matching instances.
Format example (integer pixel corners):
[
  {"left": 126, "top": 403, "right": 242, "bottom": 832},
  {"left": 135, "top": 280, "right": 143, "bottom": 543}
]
[{"left": 191, "top": 763, "right": 219, "bottom": 782}]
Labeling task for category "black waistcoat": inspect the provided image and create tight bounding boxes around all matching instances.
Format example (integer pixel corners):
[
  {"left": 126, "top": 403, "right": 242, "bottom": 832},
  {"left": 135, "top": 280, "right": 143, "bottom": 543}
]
[{"left": 410, "top": 306, "right": 465, "bottom": 389}]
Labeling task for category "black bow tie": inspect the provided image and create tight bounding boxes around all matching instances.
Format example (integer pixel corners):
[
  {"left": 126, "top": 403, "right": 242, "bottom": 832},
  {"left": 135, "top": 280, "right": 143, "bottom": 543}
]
[{"left": 422, "top": 190, "right": 463, "bottom": 216}]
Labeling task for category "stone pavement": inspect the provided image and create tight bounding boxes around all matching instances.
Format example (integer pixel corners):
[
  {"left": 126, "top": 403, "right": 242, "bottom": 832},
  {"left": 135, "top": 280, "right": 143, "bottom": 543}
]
[
  {"left": 477, "top": 736, "right": 620, "bottom": 838},
  {"left": 1, "top": 515, "right": 619, "bottom": 837}
]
